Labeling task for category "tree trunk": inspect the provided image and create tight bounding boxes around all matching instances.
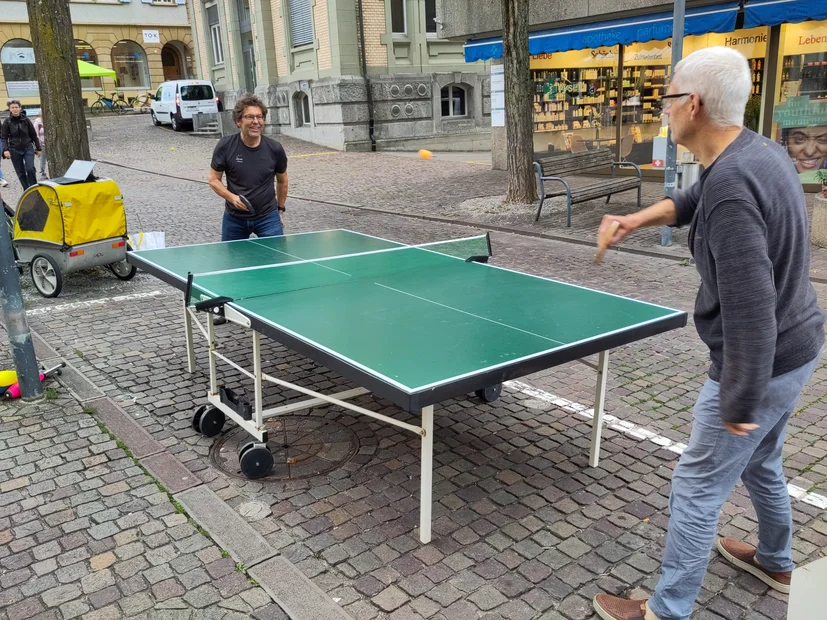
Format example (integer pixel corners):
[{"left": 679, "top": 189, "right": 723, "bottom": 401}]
[
  {"left": 27, "top": 0, "right": 91, "bottom": 178},
  {"left": 501, "top": 0, "right": 535, "bottom": 205}
]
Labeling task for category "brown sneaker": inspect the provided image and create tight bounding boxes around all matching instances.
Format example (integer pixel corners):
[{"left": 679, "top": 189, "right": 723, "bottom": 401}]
[
  {"left": 715, "top": 537, "right": 791, "bottom": 594},
  {"left": 593, "top": 594, "right": 660, "bottom": 620}
]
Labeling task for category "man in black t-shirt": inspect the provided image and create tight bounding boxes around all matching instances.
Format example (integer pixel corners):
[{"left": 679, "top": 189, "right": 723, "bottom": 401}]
[{"left": 208, "top": 95, "right": 288, "bottom": 241}]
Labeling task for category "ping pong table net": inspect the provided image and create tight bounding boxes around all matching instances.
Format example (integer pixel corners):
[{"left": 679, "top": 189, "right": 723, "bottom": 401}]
[{"left": 185, "top": 233, "right": 493, "bottom": 309}]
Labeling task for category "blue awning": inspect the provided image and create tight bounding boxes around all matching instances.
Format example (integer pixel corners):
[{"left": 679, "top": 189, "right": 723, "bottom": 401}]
[
  {"left": 464, "top": 2, "right": 740, "bottom": 63},
  {"left": 744, "top": 0, "right": 827, "bottom": 28}
]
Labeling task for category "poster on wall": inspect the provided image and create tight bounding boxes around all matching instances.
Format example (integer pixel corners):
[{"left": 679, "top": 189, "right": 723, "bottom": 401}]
[
  {"left": 774, "top": 96, "right": 827, "bottom": 185},
  {"left": 491, "top": 64, "right": 505, "bottom": 127},
  {"left": 6, "top": 81, "right": 39, "bottom": 98}
]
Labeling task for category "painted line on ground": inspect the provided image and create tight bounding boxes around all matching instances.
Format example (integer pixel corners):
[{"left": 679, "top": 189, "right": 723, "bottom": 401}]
[
  {"left": 504, "top": 380, "right": 827, "bottom": 510},
  {"left": 289, "top": 151, "right": 338, "bottom": 158},
  {"left": 26, "top": 290, "right": 166, "bottom": 315}
]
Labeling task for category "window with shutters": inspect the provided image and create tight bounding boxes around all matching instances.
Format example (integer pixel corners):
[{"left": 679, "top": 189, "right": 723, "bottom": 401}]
[
  {"left": 288, "top": 0, "right": 314, "bottom": 47},
  {"left": 206, "top": 5, "right": 224, "bottom": 66}
]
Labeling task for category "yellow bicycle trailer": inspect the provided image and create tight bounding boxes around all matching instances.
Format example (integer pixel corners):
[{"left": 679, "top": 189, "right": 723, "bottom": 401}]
[{"left": 5, "top": 163, "right": 135, "bottom": 297}]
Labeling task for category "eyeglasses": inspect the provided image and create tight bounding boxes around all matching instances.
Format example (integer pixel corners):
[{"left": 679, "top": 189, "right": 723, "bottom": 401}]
[
  {"left": 659, "top": 93, "right": 698, "bottom": 111},
  {"left": 242, "top": 114, "right": 264, "bottom": 121}
]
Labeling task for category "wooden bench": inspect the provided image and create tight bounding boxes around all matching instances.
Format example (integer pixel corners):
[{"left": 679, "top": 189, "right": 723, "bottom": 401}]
[{"left": 533, "top": 148, "right": 642, "bottom": 226}]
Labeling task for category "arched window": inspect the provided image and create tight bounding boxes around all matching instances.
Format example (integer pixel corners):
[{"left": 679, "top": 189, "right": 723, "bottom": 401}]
[
  {"left": 294, "top": 92, "right": 311, "bottom": 127},
  {"left": 75, "top": 40, "right": 101, "bottom": 91},
  {"left": 441, "top": 85, "right": 467, "bottom": 118},
  {"left": 111, "top": 40, "right": 150, "bottom": 89},
  {"left": 1, "top": 39, "right": 38, "bottom": 98}
]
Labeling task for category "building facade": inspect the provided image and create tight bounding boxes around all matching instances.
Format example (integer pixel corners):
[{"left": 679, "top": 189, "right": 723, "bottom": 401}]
[
  {"left": 443, "top": 0, "right": 826, "bottom": 188},
  {"left": 188, "top": 0, "right": 491, "bottom": 150},
  {"left": 0, "top": 0, "right": 194, "bottom": 110}
]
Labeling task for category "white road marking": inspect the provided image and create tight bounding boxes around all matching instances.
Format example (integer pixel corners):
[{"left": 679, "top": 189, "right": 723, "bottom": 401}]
[
  {"left": 26, "top": 290, "right": 166, "bottom": 315},
  {"left": 504, "top": 380, "right": 827, "bottom": 510}
]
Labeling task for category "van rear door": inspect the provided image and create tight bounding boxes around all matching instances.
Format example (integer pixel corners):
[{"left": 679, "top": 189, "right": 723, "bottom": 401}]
[{"left": 179, "top": 84, "right": 217, "bottom": 116}]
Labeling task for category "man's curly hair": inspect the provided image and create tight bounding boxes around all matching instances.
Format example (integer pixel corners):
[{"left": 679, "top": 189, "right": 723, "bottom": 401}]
[{"left": 233, "top": 94, "right": 267, "bottom": 123}]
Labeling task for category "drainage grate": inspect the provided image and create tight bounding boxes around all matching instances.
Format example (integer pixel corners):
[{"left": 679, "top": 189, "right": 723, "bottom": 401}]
[{"left": 210, "top": 414, "right": 361, "bottom": 481}]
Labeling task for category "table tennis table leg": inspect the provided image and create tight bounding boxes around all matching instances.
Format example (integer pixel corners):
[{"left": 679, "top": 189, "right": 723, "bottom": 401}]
[
  {"left": 589, "top": 350, "right": 609, "bottom": 467},
  {"left": 253, "top": 332, "right": 264, "bottom": 430},
  {"left": 420, "top": 405, "right": 434, "bottom": 544},
  {"left": 183, "top": 301, "right": 196, "bottom": 373},
  {"left": 207, "top": 315, "right": 218, "bottom": 395}
]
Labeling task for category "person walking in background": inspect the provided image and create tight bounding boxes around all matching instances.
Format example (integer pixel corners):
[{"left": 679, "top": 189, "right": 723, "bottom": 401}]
[
  {"left": 31, "top": 115, "right": 47, "bottom": 179},
  {"left": 1, "top": 100, "right": 41, "bottom": 189}
]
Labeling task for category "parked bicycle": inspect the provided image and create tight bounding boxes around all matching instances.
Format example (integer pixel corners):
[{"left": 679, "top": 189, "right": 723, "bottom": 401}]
[
  {"left": 90, "top": 91, "right": 129, "bottom": 116},
  {"left": 129, "top": 92, "right": 154, "bottom": 113}
]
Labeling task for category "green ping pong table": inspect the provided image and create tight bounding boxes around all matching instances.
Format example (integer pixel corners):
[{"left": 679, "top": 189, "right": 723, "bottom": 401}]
[{"left": 128, "top": 229, "right": 686, "bottom": 543}]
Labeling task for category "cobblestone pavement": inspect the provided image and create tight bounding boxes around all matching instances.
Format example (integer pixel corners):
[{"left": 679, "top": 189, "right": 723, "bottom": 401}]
[
  {"left": 0, "top": 346, "right": 288, "bottom": 620},
  {"left": 1, "top": 115, "right": 826, "bottom": 620}
]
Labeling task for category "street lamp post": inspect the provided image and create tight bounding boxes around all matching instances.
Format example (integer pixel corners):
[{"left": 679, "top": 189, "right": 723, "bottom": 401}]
[
  {"left": 661, "top": 0, "right": 686, "bottom": 246},
  {"left": 0, "top": 207, "right": 42, "bottom": 401}
]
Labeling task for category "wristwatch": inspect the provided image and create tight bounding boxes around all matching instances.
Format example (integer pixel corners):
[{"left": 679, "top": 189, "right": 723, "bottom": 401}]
[{"left": 277, "top": 205, "right": 286, "bottom": 213}]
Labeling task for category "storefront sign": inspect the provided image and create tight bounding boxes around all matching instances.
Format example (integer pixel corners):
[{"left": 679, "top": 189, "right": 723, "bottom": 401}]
[
  {"left": 785, "top": 21, "right": 827, "bottom": 54},
  {"left": 684, "top": 27, "right": 768, "bottom": 59},
  {"left": 142, "top": 30, "right": 160, "bottom": 44},
  {"left": 490, "top": 64, "right": 504, "bottom": 127}
]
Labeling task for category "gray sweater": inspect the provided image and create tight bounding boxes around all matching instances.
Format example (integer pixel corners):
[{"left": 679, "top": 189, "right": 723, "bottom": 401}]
[{"left": 673, "top": 129, "right": 825, "bottom": 424}]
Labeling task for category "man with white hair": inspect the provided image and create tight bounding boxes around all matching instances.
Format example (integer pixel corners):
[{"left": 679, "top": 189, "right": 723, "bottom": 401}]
[{"left": 592, "top": 46, "right": 825, "bottom": 620}]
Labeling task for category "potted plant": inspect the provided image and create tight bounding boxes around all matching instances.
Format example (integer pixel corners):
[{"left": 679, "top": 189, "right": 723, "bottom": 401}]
[{"left": 817, "top": 169, "right": 827, "bottom": 197}]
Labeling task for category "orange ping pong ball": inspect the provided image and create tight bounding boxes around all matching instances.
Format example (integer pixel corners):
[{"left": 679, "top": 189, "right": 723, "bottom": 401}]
[{"left": 418, "top": 149, "right": 433, "bottom": 160}]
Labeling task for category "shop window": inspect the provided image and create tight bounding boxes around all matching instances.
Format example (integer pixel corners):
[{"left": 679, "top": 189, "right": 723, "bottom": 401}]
[
  {"left": 288, "top": 0, "right": 314, "bottom": 47},
  {"left": 75, "top": 40, "right": 101, "bottom": 91},
  {"left": 1, "top": 39, "right": 38, "bottom": 98},
  {"left": 390, "top": 0, "right": 406, "bottom": 35},
  {"left": 295, "top": 92, "right": 311, "bottom": 127},
  {"left": 774, "top": 20, "right": 827, "bottom": 185},
  {"left": 111, "top": 40, "right": 150, "bottom": 89},
  {"left": 425, "top": 0, "right": 437, "bottom": 34},
  {"left": 441, "top": 85, "right": 467, "bottom": 117},
  {"left": 207, "top": 5, "right": 225, "bottom": 65}
]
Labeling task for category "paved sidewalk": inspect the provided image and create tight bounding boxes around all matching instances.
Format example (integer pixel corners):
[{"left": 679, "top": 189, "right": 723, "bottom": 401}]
[{"left": 0, "top": 338, "right": 294, "bottom": 620}]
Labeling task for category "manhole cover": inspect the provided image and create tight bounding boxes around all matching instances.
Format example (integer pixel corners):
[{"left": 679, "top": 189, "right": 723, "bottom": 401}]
[{"left": 210, "top": 414, "right": 360, "bottom": 481}]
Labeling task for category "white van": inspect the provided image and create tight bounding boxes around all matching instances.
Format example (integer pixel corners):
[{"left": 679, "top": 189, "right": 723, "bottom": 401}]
[{"left": 150, "top": 80, "right": 219, "bottom": 131}]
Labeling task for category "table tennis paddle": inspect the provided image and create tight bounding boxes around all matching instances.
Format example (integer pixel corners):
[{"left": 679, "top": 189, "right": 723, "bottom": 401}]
[
  {"left": 594, "top": 220, "right": 620, "bottom": 264},
  {"left": 239, "top": 195, "right": 254, "bottom": 213}
]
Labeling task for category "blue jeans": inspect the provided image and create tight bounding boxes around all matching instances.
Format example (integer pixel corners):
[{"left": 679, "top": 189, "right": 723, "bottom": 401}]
[
  {"left": 9, "top": 146, "right": 37, "bottom": 189},
  {"left": 649, "top": 352, "right": 821, "bottom": 620},
  {"left": 221, "top": 210, "right": 283, "bottom": 241}
]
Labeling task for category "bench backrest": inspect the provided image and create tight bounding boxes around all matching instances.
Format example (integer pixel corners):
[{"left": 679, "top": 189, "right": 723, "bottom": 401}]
[{"left": 536, "top": 148, "right": 614, "bottom": 177}]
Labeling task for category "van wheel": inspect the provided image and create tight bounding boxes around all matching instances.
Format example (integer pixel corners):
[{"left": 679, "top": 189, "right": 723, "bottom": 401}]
[
  {"left": 151, "top": 110, "right": 161, "bottom": 126},
  {"left": 171, "top": 115, "right": 181, "bottom": 132}
]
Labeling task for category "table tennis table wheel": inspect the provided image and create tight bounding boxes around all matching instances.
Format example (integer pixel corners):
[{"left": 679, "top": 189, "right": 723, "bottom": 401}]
[
  {"left": 192, "top": 405, "right": 225, "bottom": 438},
  {"left": 475, "top": 384, "right": 502, "bottom": 403},
  {"left": 238, "top": 442, "right": 274, "bottom": 479}
]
